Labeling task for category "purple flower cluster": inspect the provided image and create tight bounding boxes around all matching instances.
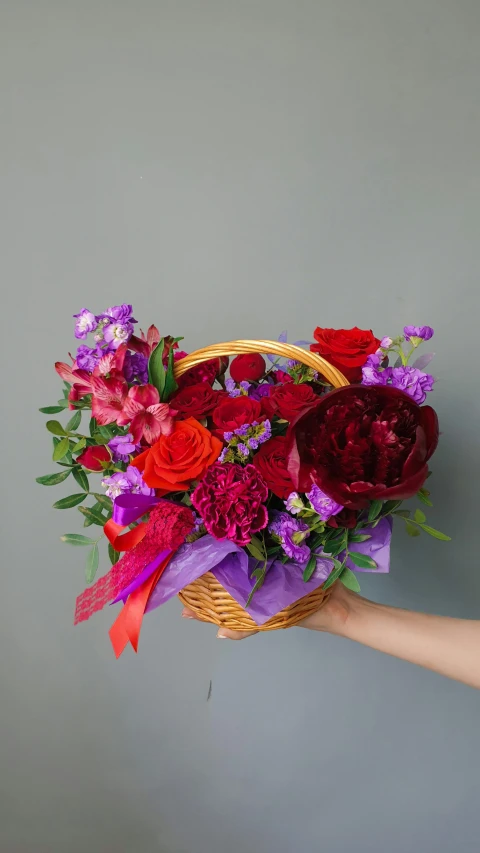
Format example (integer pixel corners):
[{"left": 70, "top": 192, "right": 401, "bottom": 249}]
[
  {"left": 219, "top": 420, "right": 272, "bottom": 463},
  {"left": 75, "top": 344, "right": 102, "bottom": 372},
  {"left": 73, "top": 303, "right": 137, "bottom": 353},
  {"left": 362, "top": 356, "right": 435, "bottom": 404},
  {"left": 249, "top": 383, "right": 273, "bottom": 402},
  {"left": 123, "top": 352, "right": 149, "bottom": 385},
  {"left": 225, "top": 378, "right": 251, "bottom": 397},
  {"left": 306, "top": 485, "right": 344, "bottom": 521},
  {"left": 404, "top": 326, "right": 434, "bottom": 343},
  {"left": 268, "top": 511, "right": 311, "bottom": 564},
  {"left": 108, "top": 433, "right": 139, "bottom": 463},
  {"left": 101, "top": 465, "right": 154, "bottom": 499}
]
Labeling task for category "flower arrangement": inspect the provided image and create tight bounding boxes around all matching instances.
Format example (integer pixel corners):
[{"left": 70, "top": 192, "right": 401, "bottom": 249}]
[{"left": 38, "top": 309, "right": 449, "bottom": 656}]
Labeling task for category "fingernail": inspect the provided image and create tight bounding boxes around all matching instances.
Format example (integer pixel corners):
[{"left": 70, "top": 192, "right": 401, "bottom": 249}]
[
  {"left": 182, "top": 613, "right": 194, "bottom": 620},
  {"left": 217, "top": 631, "right": 228, "bottom": 639}
]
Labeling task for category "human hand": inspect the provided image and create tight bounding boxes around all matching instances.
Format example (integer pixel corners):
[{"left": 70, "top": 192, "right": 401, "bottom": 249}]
[{"left": 181, "top": 580, "right": 357, "bottom": 640}]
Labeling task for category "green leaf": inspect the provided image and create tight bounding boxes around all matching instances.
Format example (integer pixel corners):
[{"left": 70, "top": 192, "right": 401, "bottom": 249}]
[
  {"left": 93, "top": 493, "right": 113, "bottom": 511},
  {"left": 382, "top": 500, "right": 403, "bottom": 515},
  {"left": 413, "top": 509, "right": 426, "bottom": 524},
  {"left": 89, "top": 417, "right": 97, "bottom": 437},
  {"left": 66, "top": 410, "right": 82, "bottom": 432},
  {"left": 85, "top": 544, "right": 99, "bottom": 583},
  {"left": 339, "top": 567, "right": 361, "bottom": 592},
  {"left": 368, "top": 500, "right": 383, "bottom": 522},
  {"left": 46, "top": 420, "right": 67, "bottom": 436},
  {"left": 322, "top": 558, "right": 346, "bottom": 591},
  {"left": 39, "top": 405, "right": 65, "bottom": 414},
  {"left": 322, "top": 535, "right": 345, "bottom": 554},
  {"left": 36, "top": 469, "right": 72, "bottom": 486},
  {"left": 108, "top": 543, "right": 121, "bottom": 565},
  {"left": 394, "top": 509, "right": 411, "bottom": 518},
  {"left": 53, "top": 436, "right": 70, "bottom": 461},
  {"left": 98, "top": 424, "right": 115, "bottom": 440},
  {"left": 303, "top": 554, "right": 317, "bottom": 582},
  {"left": 91, "top": 432, "right": 111, "bottom": 445},
  {"left": 419, "top": 524, "right": 451, "bottom": 541},
  {"left": 78, "top": 506, "right": 105, "bottom": 526},
  {"left": 348, "top": 551, "right": 378, "bottom": 570},
  {"left": 417, "top": 489, "right": 433, "bottom": 507},
  {"left": 162, "top": 345, "right": 178, "bottom": 402},
  {"left": 246, "top": 537, "right": 265, "bottom": 561},
  {"left": 71, "top": 438, "right": 86, "bottom": 453},
  {"left": 53, "top": 493, "right": 87, "bottom": 509},
  {"left": 60, "top": 533, "right": 97, "bottom": 546},
  {"left": 72, "top": 467, "right": 89, "bottom": 491},
  {"left": 148, "top": 338, "right": 166, "bottom": 396},
  {"left": 349, "top": 534, "right": 372, "bottom": 543},
  {"left": 56, "top": 399, "right": 70, "bottom": 409},
  {"left": 406, "top": 520, "right": 421, "bottom": 537}
]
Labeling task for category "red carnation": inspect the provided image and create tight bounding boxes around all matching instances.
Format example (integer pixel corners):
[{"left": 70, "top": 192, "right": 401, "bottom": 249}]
[
  {"left": 230, "top": 353, "right": 266, "bottom": 383},
  {"left": 76, "top": 445, "right": 112, "bottom": 472},
  {"left": 213, "top": 396, "right": 263, "bottom": 433},
  {"left": 311, "top": 326, "right": 380, "bottom": 382},
  {"left": 252, "top": 436, "right": 295, "bottom": 499},
  {"left": 192, "top": 463, "right": 269, "bottom": 546},
  {"left": 287, "top": 385, "right": 438, "bottom": 509},
  {"left": 170, "top": 383, "right": 221, "bottom": 420},
  {"left": 262, "top": 383, "right": 318, "bottom": 421}
]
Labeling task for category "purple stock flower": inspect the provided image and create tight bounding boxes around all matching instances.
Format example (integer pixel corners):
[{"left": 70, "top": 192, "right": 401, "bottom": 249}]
[
  {"left": 379, "top": 336, "right": 393, "bottom": 349},
  {"left": 123, "top": 351, "right": 149, "bottom": 384},
  {"left": 361, "top": 353, "right": 389, "bottom": 386},
  {"left": 101, "top": 465, "right": 154, "bottom": 499},
  {"left": 268, "top": 511, "right": 311, "bottom": 564},
  {"left": 389, "top": 366, "right": 435, "bottom": 404},
  {"left": 108, "top": 433, "right": 139, "bottom": 463},
  {"left": 404, "top": 325, "right": 434, "bottom": 343},
  {"left": 73, "top": 308, "right": 97, "bottom": 340},
  {"left": 101, "top": 304, "right": 137, "bottom": 324},
  {"left": 103, "top": 321, "right": 134, "bottom": 349},
  {"left": 306, "top": 484, "right": 343, "bottom": 521},
  {"left": 75, "top": 345, "right": 102, "bottom": 372}
]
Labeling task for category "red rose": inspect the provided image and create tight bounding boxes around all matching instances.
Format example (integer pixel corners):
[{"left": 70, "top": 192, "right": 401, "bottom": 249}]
[
  {"left": 287, "top": 384, "right": 438, "bottom": 509},
  {"left": 76, "top": 445, "right": 112, "bottom": 472},
  {"left": 170, "top": 383, "right": 221, "bottom": 420},
  {"left": 252, "top": 436, "right": 295, "bottom": 499},
  {"left": 176, "top": 356, "right": 226, "bottom": 389},
  {"left": 132, "top": 418, "right": 222, "bottom": 491},
  {"left": 310, "top": 326, "right": 380, "bottom": 382},
  {"left": 263, "top": 383, "right": 318, "bottom": 421},
  {"left": 213, "top": 396, "right": 263, "bottom": 433},
  {"left": 230, "top": 353, "right": 266, "bottom": 383}
]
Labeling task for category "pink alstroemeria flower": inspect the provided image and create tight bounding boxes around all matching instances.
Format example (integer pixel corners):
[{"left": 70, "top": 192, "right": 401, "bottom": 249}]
[
  {"left": 129, "top": 325, "right": 161, "bottom": 358},
  {"left": 117, "top": 384, "right": 174, "bottom": 444},
  {"left": 91, "top": 374, "right": 128, "bottom": 425}
]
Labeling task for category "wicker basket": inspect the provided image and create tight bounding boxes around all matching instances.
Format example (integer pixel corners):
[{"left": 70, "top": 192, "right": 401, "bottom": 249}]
[{"left": 174, "top": 340, "right": 349, "bottom": 631}]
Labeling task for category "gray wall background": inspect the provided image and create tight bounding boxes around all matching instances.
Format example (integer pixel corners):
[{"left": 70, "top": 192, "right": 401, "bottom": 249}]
[{"left": 1, "top": 2, "right": 479, "bottom": 851}]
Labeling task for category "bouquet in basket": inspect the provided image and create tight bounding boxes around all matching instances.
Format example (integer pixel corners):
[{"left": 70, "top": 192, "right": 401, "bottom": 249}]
[{"left": 38, "top": 306, "right": 449, "bottom": 656}]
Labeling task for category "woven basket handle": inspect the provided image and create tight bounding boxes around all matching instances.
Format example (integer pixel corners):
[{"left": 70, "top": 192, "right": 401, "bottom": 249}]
[{"left": 173, "top": 339, "right": 349, "bottom": 388}]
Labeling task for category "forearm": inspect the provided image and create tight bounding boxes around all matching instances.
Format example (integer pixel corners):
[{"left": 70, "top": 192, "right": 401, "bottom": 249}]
[{"left": 320, "top": 590, "right": 480, "bottom": 689}]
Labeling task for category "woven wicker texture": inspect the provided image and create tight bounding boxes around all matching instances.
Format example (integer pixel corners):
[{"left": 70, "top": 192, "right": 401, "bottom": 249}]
[{"left": 174, "top": 340, "right": 349, "bottom": 631}]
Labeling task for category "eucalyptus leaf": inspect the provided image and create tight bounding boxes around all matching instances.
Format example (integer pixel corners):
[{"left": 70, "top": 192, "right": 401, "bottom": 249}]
[
  {"left": 66, "top": 410, "right": 82, "bottom": 432},
  {"left": 348, "top": 551, "right": 378, "bottom": 570},
  {"left": 53, "top": 437, "right": 71, "bottom": 461},
  {"left": 419, "top": 524, "right": 451, "bottom": 541},
  {"left": 85, "top": 544, "right": 100, "bottom": 583},
  {"left": 339, "top": 567, "right": 361, "bottom": 593},
  {"left": 39, "top": 405, "right": 65, "bottom": 414},
  {"left": 148, "top": 338, "right": 166, "bottom": 396},
  {"left": 36, "top": 469, "right": 72, "bottom": 486},
  {"left": 72, "top": 467, "right": 89, "bottom": 491},
  {"left": 78, "top": 506, "right": 105, "bottom": 526},
  {"left": 60, "top": 533, "right": 97, "bottom": 546},
  {"left": 46, "top": 420, "right": 67, "bottom": 436},
  {"left": 368, "top": 500, "right": 383, "bottom": 522},
  {"left": 405, "top": 520, "right": 421, "bottom": 537},
  {"left": 53, "top": 493, "right": 87, "bottom": 509}
]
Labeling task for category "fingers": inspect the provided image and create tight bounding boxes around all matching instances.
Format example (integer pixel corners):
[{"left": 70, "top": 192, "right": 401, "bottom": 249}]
[{"left": 181, "top": 608, "right": 258, "bottom": 640}]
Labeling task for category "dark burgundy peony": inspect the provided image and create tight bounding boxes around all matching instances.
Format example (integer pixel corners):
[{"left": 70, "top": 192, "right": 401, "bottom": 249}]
[{"left": 287, "top": 385, "right": 438, "bottom": 509}]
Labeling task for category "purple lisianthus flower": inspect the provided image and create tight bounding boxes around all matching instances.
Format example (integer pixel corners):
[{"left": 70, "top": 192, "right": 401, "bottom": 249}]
[
  {"left": 284, "top": 492, "right": 305, "bottom": 515},
  {"left": 75, "top": 344, "right": 102, "bottom": 372},
  {"left": 306, "top": 484, "right": 343, "bottom": 521},
  {"left": 123, "top": 351, "right": 149, "bottom": 384},
  {"left": 403, "top": 325, "right": 434, "bottom": 343},
  {"left": 249, "top": 383, "right": 273, "bottom": 401},
  {"left": 73, "top": 308, "right": 97, "bottom": 339},
  {"left": 362, "top": 353, "right": 389, "bottom": 386},
  {"left": 268, "top": 511, "right": 311, "bottom": 564},
  {"left": 103, "top": 321, "right": 134, "bottom": 349},
  {"left": 108, "top": 433, "right": 139, "bottom": 463},
  {"left": 101, "top": 465, "right": 154, "bottom": 499},
  {"left": 389, "top": 366, "right": 435, "bottom": 404}
]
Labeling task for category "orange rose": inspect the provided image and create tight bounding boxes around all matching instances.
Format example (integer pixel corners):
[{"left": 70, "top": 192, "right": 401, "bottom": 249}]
[{"left": 132, "top": 417, "right": 222, "bottom": 491}]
